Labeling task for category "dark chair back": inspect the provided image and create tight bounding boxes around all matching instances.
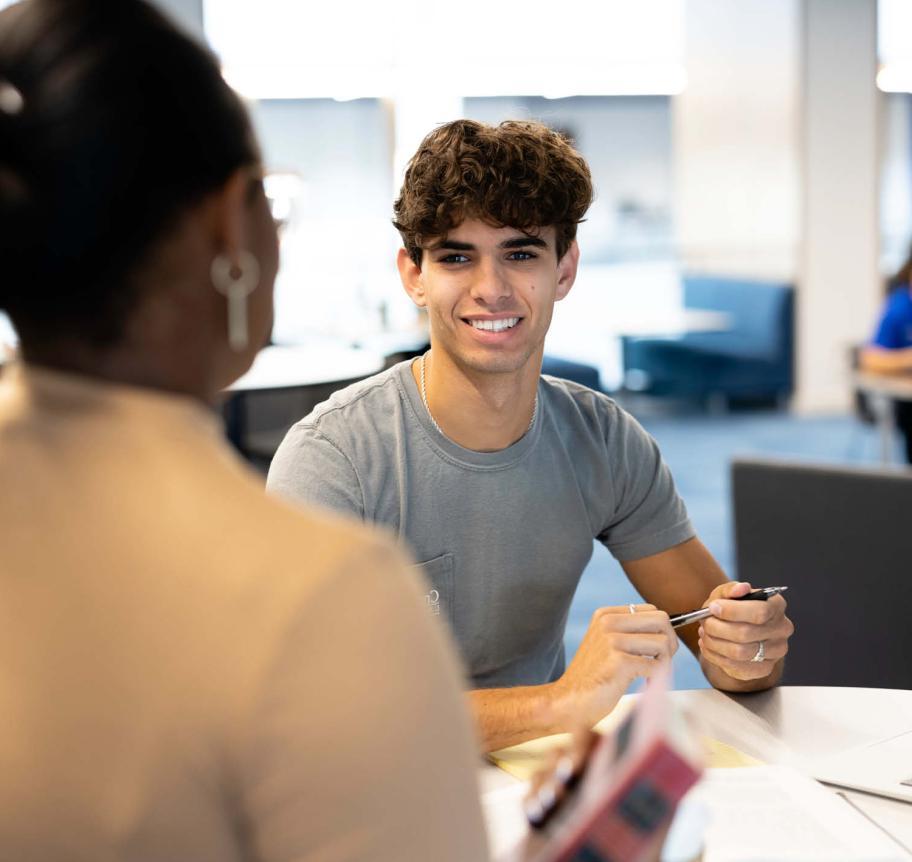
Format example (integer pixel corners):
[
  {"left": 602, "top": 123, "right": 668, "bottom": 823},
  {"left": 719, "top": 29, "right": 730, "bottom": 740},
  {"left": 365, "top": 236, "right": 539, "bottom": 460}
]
[{"left": 732, "top": 456, "right": 912, "bottom": 688}]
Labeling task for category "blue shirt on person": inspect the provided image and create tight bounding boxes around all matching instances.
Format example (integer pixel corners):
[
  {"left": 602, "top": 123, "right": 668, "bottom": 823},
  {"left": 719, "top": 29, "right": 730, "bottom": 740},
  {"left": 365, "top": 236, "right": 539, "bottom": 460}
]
[{"left": 873, "top": 287, "right": 912, "bottom": 349}]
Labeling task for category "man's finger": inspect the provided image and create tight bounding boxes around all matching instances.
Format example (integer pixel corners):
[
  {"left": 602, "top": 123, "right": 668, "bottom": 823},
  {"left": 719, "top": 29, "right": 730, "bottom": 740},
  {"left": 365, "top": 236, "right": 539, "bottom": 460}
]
[
  {"left": 604, "top": 611, "right": 674, "bottom": 634},
  {"left": 698, "top": 642, "right": 771, "bottom": 679},
  {"left": 612, "top": 632, "right": 677, "bottom": 659},
  {"left": 699, "top": 633, "right": 789, "bottom": 663},
  {"left": 707, "top": 595, "right": 784, "bottom": 625},
  {"left": 596, "top": 603, "right": 657, "bottom": 617},
  {"left": 701, "top": 613, "right": 793, "bottom": 643},
  {"left": 710, "top": 580, "right": 752, "bottom": 601},
  {"left": 631, "top": 655, "right": 674, "bottom": 679}
]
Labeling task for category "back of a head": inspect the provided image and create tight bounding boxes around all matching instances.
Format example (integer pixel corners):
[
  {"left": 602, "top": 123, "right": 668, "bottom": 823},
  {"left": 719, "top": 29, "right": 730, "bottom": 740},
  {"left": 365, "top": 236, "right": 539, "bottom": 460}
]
[
  {"left": 393, "top": 118, "right": 594, "bottom": 265},
  {"left": 0, "top": 0, "right": 257, "bottom": 349}
]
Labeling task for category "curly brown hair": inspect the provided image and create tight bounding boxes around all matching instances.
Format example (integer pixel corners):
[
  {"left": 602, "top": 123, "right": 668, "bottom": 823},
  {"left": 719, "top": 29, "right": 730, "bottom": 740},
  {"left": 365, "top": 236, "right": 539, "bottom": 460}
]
[{"left": 393, "top": 119, "right": 593, "bottom": 267}]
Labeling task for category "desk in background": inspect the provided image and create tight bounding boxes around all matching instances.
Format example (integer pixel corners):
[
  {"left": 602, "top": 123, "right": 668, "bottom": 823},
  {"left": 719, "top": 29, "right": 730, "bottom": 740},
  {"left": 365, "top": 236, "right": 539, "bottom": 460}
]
[
  {"left": 852, "top": 370, "right": 912, "bottom": 463},
  {"left": 482, "top": 686, "right": 912, "bottom": 860},
  {"left": 222, "top": 343, "right": 384, "bottom": 461}
]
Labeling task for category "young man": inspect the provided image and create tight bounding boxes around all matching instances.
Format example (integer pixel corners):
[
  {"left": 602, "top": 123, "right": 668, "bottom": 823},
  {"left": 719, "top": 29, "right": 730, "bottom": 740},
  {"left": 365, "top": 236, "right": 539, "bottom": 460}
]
[{"left": 268, "top": 120, "right": 794, "bottom": 752}]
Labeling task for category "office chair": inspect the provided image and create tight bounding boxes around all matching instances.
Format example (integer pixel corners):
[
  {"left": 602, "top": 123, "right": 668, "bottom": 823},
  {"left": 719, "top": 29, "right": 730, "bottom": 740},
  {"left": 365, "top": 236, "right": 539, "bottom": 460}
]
[{"left": 732, "top": 456, "right": 912, "bottom": 689}]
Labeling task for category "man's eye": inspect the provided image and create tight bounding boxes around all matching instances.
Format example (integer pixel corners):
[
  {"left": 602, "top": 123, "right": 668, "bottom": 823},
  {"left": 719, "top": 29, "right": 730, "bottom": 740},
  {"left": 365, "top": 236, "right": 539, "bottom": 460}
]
[
  {"left": 439, "top": 254, "right": 469, "bottom": 264},
  {"left": 509, "top": 250, "right": 536, "bottom": 261}
]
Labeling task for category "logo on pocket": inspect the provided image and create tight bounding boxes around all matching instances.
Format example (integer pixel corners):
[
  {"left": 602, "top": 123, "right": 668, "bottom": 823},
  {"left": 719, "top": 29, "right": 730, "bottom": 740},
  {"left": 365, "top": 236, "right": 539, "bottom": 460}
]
[{"left": 425, "top": 589, "right": 441, "bottom": 616}]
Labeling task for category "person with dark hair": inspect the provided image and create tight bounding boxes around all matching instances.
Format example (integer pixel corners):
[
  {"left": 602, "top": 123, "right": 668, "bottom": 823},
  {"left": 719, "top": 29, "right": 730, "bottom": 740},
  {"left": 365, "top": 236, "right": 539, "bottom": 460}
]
[
  {"left": 0, "top": 2, "right": 488, "bottom": 859},
  {"left": 267, "top": 119, "right": 794, "bottom": 752},
  {"left": 860, "top": 244, "right": 912, "bottom": 462}
]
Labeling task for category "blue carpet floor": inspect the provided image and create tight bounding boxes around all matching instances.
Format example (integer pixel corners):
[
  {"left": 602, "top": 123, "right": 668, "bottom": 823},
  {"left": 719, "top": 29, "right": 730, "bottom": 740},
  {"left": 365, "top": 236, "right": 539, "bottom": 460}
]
[{"left": 564, "top": 406, "right": 892, "bottom": 690}]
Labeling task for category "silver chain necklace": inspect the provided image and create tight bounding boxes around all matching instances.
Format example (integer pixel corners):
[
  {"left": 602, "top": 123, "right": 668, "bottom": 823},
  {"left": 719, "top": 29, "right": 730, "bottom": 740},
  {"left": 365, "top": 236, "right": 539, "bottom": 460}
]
[{"left": 419, "top": 351, "right": 538, "bottom": 441}]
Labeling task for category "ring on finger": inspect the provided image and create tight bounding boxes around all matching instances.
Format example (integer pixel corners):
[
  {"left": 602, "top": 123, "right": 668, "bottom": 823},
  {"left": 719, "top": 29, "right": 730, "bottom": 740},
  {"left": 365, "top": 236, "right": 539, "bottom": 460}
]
[
  {"left": 750, "top": 640, "right": 766, "bottom": 663},
  {"left": 628, "top": 604, "right": 636, "bottom": 614}
]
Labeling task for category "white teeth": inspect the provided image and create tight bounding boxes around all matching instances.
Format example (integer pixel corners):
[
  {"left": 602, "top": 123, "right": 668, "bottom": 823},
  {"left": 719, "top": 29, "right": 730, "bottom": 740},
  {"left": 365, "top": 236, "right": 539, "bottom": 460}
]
[{"left": 469, "top": 317, "right": 519, "bottom": 332}]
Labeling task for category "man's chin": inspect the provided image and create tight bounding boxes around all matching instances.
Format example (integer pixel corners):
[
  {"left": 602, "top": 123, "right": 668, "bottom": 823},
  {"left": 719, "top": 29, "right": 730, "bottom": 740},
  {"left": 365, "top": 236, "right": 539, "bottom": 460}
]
[{"left": 456, "top": 350, "right": 541, "bottom": 377}]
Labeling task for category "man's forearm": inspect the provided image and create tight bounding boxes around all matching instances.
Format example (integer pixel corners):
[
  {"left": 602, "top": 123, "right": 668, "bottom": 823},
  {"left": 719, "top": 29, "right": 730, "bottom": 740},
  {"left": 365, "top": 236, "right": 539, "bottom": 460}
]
[
  {"left": 700, "top": 654, "right": 784, "bottom": 693},
  {"left": 468, "top": 683, "right": 569, "bottom": 752}
]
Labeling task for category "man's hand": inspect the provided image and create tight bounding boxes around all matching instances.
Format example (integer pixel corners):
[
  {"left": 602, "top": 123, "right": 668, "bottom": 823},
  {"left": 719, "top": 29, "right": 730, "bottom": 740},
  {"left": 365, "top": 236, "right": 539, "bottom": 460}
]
[
  {"left": 549, "top": 604, "right": 677, "bottom": 729},
  {"left": 470, "top": 607, "right": 675, "bottom": 751},
  {"left": 623, "top": 540, "right": 793, "bottom": 694},
  {"left": 697, "top": 581, "right": 794, "bottom": 682}
]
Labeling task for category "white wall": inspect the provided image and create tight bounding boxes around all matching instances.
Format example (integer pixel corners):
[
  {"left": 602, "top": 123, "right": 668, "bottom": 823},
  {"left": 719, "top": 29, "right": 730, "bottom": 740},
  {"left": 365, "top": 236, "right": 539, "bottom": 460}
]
[
  {"left": 247, "top": 99, "right": 402, "bottom": 342},
  {"left": 466, "top": 96, "right": 674, "bottom": 263},
  {"left": 673, "top": 0, "right": 801, "bottom": 279}
]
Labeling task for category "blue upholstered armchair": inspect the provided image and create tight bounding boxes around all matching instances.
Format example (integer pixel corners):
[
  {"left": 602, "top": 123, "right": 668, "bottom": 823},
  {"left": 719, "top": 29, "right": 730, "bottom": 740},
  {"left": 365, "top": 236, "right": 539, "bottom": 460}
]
[
  {"left": 621, "top": 276, "right": 794, "bottom": 406},
  {"left": 541, "top": 355, "right": 602, "bottom": 391}
]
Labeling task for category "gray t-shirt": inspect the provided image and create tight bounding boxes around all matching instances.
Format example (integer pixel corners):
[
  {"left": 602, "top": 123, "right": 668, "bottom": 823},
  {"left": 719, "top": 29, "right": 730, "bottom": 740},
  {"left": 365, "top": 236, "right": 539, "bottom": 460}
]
[{"left": 267, "top": 361, "right": 695, "bottom": 689}]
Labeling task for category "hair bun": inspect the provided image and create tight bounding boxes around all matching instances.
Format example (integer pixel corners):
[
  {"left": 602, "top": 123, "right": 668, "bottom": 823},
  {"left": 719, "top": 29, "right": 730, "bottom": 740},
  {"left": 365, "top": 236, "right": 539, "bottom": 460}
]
[{"left": 0, "top": 0, "right": 257, "bottom": 342}]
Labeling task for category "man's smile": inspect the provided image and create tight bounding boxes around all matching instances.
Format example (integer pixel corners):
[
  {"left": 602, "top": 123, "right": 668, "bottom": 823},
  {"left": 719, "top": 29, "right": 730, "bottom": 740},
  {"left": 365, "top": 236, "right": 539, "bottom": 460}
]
[{"left": 464, "top": 316, "right": 521, "bottom": 333}]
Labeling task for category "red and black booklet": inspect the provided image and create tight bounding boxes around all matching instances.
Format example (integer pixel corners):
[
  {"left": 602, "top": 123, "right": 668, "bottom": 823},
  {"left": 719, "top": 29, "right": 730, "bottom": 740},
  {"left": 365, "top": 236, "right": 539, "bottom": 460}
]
[{"left": 522, "top": 666, "right": 703, "bottom": 862}]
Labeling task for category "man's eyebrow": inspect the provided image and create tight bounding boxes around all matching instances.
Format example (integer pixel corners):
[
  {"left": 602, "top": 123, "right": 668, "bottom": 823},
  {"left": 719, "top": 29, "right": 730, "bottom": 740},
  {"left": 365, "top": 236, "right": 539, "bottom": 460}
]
[
  {"left": 427, "top": 234, "right": 550, "bottom": 252},
  {"left": 501, "top": 235, "right": 548, "bottom": 250},
  {"left": 428, "top": 239, "right": 475, "bottom": 252}
]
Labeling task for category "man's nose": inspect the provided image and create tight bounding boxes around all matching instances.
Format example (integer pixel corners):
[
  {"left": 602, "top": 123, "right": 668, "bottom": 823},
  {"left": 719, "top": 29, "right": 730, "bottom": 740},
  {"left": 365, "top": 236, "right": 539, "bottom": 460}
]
[{"left": 470, "top": 258, "right": 513, "bottom": 305}]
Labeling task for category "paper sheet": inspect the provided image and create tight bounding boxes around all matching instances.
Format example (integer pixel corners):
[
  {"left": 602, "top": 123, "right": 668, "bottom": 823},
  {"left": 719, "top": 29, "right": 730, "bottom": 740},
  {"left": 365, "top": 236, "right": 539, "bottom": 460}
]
[
  {"left": 483, "top": 761, "right": 908, "bottom": 861},
  {"left": 691, "top": 766, "right": 909, "bottom": 861},
  {"left": 482, "top": 781, "right": 530, "bottom": 862}
]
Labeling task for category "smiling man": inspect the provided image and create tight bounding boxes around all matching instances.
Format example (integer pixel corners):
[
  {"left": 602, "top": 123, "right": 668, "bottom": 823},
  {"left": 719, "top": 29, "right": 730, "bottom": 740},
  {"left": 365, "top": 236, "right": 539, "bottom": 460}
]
[{"left": 267, "top": 120, "right": 794, "bottom": 751}]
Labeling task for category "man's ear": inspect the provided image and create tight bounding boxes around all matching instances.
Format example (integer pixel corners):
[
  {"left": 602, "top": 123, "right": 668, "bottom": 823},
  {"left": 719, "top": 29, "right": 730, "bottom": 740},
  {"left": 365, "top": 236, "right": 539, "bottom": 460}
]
[
  {"left": 555, "top": 240, "right": 580, "bottom": 302},
  {"left": 397, "top": 247, "right": 427, "bottom": 308}
]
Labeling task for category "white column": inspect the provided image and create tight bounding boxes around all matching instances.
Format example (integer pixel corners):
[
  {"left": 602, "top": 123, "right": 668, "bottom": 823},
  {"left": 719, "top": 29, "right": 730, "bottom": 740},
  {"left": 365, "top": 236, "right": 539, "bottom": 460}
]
[{"left": 798, "top": 0, "right": 880, "bottom": 412}]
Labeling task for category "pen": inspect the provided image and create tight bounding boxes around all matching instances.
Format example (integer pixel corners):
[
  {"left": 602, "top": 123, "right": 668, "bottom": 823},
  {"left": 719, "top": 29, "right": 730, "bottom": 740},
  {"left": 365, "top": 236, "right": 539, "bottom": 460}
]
[{"left": 669, "top": 586, "right": 788, "bottom": 629}]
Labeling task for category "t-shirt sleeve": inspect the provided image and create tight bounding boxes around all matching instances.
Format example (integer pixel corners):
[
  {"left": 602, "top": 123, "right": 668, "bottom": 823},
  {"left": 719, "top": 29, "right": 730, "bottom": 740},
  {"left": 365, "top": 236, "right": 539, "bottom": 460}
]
[
  {"left": 237, "top": 538, "right": 489, "bottom": 862},
  {"left": 597, "top": 407, "right": 695, "bottom": 562},
  {"left": 872, "top": 294, "right": 909, "bottom": 349},
  {"left": 266, "top": 423, "right": 365, "bottom": 520}
]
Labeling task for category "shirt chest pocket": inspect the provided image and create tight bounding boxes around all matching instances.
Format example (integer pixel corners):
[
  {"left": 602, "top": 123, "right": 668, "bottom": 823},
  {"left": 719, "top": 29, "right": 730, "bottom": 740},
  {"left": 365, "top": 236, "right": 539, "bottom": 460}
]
[{"left": 412, "top": 553, "right": 455, "bottom": 628}]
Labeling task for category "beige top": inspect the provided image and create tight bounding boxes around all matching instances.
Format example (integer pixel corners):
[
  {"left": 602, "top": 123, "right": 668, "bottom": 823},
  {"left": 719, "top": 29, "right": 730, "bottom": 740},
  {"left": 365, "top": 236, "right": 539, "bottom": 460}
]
[{"left": 0, "top": 365, "right": 488, "bottom": 862}]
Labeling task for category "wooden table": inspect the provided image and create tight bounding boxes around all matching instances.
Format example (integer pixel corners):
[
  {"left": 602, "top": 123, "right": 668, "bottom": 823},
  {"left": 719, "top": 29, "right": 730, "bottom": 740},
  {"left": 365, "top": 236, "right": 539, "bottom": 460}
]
[{"left": 222, "top": 343, "right": 384, "bottom": 458}]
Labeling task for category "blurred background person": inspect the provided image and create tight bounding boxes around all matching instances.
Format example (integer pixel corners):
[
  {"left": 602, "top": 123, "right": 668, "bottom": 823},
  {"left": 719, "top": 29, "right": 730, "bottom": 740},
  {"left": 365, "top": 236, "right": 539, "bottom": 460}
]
[
  {"left": 0, "top": 1, "right": 488, "bottom": 859},
  {"left": 859, "top": 244, "right": 912, "bottom": 463}
]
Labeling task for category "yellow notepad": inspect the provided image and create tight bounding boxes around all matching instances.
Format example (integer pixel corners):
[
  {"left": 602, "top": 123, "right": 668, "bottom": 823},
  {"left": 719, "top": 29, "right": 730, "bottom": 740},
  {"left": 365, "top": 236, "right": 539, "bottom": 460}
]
[
  {"left": 702, "top": 736, "right": 763, "bottom": 769},
  {"left": 489, "top": 730, "right": 761, "bottom": 781}
]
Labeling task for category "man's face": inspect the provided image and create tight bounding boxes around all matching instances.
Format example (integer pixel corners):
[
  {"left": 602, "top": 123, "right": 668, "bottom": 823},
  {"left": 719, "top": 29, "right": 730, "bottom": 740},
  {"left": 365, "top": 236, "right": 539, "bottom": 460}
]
[{"left": 399, "top": 218, "right": 578, "bottom": 376}]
